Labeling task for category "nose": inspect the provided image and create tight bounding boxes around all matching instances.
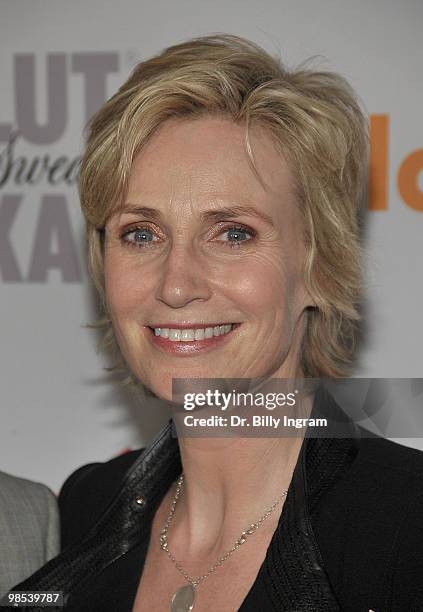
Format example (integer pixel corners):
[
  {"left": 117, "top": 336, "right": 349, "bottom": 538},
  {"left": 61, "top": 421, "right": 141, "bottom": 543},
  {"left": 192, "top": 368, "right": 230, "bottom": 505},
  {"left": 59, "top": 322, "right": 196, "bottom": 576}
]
[{"left": 155, "top": 243, "right": 212, "bottom": 308}]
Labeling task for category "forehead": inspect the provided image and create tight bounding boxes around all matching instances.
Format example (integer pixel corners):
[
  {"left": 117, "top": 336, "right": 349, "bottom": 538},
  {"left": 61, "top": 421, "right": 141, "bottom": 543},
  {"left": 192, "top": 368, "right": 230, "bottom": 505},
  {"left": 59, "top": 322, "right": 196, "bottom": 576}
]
[{"left": 123, "top": 115, "right": 298, "bottom": 219}]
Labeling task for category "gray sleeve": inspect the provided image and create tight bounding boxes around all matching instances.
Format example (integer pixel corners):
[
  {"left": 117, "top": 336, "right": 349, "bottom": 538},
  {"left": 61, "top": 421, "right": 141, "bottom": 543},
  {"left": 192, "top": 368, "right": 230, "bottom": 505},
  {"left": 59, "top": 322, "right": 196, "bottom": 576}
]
[
  {"left": 34, "top": 483, "right": 60, "bottom": 562},
  {"left": 0, "top": 472, "right": 60, "bottom": 596}
]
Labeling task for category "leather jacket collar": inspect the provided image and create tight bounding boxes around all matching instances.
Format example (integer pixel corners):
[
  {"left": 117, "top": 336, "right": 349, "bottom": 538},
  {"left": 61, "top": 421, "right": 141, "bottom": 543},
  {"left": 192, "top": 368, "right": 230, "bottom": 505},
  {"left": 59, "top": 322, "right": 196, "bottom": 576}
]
[{"left": 11, "top": 384, "right": 361, "bottom": 611}]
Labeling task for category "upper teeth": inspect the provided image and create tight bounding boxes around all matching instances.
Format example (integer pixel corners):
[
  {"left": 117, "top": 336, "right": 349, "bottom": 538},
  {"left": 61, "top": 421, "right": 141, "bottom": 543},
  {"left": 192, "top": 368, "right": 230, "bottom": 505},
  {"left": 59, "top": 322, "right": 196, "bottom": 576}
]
[{"left": 153, "top": 324, "right": 233, "bottom": 341}]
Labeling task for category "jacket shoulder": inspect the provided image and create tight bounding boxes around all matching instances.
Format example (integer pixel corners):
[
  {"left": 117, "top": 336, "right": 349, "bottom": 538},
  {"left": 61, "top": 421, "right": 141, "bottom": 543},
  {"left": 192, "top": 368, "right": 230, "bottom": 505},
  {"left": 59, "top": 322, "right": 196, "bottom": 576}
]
[
  {"left": 0, "top": 470, "right": 56, "bottom": 509},
  {"left": 314, "top": 434, "right": 423, "bottom": 609},
  {"left": 0, "top": 471, "right": 58, "bottom": 546},
  {"left": 329, "top": 432, "right": 423, "bottom": 525},
  {"left": 357, "top": 431, "right": 423, "bottom": 475},
  {"left": 58, "top": 449, "right": 144, "bottom": 549},
  {"left": 0, "top": 472, "right": 59, "bottom": 593}
]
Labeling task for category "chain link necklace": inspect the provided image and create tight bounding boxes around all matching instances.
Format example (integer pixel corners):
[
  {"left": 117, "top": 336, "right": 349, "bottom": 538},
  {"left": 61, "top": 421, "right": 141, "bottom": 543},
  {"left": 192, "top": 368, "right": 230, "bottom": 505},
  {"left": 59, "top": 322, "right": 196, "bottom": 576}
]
[{"left": 159, "top": 473, "right": 288, "bottom": 611}]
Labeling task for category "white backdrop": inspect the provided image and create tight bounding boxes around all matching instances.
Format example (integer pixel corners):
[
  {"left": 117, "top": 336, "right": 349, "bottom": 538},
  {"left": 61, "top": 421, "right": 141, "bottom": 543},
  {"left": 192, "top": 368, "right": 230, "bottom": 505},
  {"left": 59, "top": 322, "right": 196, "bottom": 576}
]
[{"left": 1, "top": 0, "right": 422, "bottom": 492}]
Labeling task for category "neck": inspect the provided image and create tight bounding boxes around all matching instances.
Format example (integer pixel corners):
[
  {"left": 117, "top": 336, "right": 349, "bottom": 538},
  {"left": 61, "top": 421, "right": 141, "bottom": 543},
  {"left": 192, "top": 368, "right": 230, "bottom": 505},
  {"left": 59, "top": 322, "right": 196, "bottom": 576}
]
[{"left": 168, "top": 393, "right": 313, "bottom": 558}]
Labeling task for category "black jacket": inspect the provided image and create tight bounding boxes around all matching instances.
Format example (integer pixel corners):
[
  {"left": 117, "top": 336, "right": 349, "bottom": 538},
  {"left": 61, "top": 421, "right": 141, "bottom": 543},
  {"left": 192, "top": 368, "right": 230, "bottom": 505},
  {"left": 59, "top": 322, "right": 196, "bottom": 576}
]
[{"left": 8, "top": 386, "right": 423, "bottom": 611}]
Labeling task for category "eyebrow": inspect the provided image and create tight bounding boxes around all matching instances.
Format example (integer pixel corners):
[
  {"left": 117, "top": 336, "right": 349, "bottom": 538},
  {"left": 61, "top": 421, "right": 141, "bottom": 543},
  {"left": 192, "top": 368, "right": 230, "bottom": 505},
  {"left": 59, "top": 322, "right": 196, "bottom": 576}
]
[
  {"left": 117, "top": 203, "right": 275, "bottom": 226},
  {"left": 116, "top": 205, "right": 163, "bottom": 221}
]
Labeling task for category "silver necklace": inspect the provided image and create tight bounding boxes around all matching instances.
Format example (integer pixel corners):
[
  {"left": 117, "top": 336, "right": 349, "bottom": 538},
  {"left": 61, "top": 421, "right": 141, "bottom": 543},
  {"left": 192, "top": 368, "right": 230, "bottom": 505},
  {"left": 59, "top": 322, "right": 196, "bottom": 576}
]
[{"left": 159, "top": 473, "right": 288, "bottom": 612}]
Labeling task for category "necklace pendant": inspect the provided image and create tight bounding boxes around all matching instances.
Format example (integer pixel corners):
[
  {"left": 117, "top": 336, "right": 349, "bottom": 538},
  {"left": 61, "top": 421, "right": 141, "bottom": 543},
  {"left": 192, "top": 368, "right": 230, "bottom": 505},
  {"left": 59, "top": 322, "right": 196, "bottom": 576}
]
[{"left": 170, "top": 583, "right": 195, "bottom": 611}]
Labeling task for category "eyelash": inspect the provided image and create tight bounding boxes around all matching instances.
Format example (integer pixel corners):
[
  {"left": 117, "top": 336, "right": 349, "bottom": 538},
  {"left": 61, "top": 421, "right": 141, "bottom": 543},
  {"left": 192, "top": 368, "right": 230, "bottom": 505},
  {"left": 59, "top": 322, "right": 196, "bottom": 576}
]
[{"left": 119, "top": 224, "right": 257, "bottom": 250}]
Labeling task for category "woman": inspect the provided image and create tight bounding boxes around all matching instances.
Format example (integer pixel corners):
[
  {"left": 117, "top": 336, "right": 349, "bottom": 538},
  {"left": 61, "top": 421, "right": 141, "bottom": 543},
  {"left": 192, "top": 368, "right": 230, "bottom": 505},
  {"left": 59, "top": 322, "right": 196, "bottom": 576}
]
[{"left": 10, "top": 34, "right": 423, "bottom": 611}]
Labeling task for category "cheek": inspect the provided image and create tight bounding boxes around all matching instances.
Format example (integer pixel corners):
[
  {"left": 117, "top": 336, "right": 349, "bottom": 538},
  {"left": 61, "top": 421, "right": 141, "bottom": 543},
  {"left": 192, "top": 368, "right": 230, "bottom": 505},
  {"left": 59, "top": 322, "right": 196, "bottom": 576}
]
[
  {"left": 221, "top": 253, "right": 298, "bottom": 321},
  {"left": 104, "top": 252, "right": 151, "bottom": 318}
]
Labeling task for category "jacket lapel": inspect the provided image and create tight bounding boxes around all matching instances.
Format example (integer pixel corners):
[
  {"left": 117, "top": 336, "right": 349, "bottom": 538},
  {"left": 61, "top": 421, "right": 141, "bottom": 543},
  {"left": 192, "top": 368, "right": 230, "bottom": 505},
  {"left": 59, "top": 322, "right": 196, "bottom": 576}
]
[{"left": 246, "top": 385, "right": 360, "bottom": 610}]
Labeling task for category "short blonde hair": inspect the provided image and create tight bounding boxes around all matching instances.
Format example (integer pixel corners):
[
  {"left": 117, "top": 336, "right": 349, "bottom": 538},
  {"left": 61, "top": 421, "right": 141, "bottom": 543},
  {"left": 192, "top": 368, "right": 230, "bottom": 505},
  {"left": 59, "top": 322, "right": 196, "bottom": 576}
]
[{"left": 79, "top": 34, "right": 368, "bottom": 384}]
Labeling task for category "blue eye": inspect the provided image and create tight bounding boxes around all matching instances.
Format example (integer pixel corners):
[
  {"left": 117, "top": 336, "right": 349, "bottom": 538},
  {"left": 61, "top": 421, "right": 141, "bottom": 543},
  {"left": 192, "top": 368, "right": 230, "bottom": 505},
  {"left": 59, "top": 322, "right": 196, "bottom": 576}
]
[
  {"left": 227, "top": 227, "right": 249, "bottom": 242},
  {"left": 121, "top": 226, "right": 157, "bottom": 248},
  {"left": 133, "top": 229, "right": 154, "bottom": 243},
  {"left": 219, "top": 225, "right": 255, "bottom": 247}
]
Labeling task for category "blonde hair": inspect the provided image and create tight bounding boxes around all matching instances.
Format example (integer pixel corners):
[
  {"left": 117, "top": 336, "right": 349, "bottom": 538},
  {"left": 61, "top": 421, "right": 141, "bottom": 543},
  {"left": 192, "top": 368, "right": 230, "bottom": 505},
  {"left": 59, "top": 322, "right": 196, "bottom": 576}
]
[{"left": 79, "top": 34, "right": 368, "bottom": 384}]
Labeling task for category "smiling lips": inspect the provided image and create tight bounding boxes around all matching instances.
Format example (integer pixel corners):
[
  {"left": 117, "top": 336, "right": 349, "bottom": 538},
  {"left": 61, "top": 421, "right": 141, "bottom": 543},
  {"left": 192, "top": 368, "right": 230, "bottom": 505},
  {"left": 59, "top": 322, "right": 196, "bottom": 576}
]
[
  {"left": 153, "top": 323, "right": 233, "bottom": 341},
  {"left": 146, "top": 323, "right": 237, "bottom": 354}
]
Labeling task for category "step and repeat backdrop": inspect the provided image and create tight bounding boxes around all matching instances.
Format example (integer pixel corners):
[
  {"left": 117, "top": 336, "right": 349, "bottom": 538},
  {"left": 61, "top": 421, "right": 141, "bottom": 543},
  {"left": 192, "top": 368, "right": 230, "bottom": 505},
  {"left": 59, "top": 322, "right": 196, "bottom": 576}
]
[{"left": 1, "top": 0, "right": 422, "bottom": 491}]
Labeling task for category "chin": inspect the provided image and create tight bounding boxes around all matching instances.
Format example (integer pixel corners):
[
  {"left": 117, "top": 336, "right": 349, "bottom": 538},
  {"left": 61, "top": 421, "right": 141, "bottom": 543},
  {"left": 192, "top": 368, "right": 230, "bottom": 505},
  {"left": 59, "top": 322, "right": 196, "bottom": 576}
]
[{"left": 142, "top": 370, "right": 224, "bottom": 405}]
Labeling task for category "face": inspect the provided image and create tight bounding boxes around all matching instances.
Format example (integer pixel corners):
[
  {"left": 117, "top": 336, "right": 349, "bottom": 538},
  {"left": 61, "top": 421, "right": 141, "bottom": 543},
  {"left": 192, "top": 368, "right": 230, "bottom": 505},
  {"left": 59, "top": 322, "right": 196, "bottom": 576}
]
[{"left": 104, "top": 116, "right": 314, "bottom": 400}]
